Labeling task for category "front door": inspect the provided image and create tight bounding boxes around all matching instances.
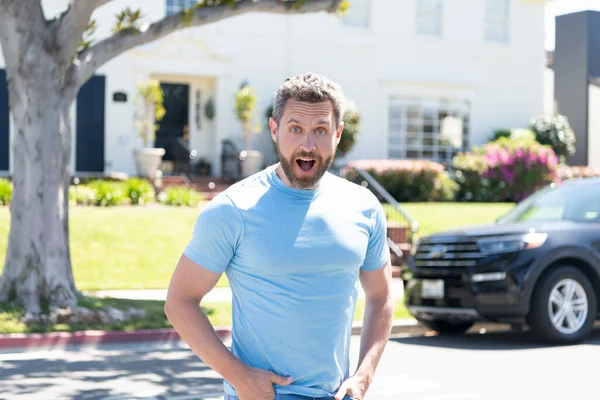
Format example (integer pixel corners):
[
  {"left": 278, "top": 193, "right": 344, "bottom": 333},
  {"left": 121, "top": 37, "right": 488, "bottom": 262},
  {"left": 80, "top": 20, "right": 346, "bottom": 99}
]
[
  {"left": 0, "top": 69, "right": 9, "bottom": 171},
  {"left": 155, "top": 83, "right": 189, "bottom": 165},
  {"left": 76, "top": 75, "right": 106, "bottom": 173}
]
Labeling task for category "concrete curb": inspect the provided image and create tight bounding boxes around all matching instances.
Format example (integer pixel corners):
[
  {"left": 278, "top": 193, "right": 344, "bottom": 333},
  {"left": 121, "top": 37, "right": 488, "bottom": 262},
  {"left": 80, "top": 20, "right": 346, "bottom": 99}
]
[
  {"left": 0, "top": 327, "right": 231, "bottom": 350},
  {"left": 0, "top": 319, "right": 423, "bottom": 351}
]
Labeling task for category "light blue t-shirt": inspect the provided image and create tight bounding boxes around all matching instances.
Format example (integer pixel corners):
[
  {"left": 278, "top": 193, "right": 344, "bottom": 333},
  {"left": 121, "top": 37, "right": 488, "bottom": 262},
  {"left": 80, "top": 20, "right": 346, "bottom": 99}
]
[{"left": 183, "top": 164, "right": 390, "bottom": 398}]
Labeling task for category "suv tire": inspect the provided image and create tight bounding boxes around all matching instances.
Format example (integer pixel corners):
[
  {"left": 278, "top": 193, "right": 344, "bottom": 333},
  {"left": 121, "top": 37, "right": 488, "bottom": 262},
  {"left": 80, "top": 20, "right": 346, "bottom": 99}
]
[
  {"left": 529, "top": 265, "right": 596, "bottom": 344},
  {"left": 417, "top": 319, "right": 474, "bottom": 334}
]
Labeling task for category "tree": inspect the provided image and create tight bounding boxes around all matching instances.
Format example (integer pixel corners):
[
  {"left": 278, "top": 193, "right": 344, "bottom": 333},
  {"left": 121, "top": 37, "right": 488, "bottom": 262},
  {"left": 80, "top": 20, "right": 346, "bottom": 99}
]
[{"left": 0, "top": 0, "right": 346, "bottom": 314}]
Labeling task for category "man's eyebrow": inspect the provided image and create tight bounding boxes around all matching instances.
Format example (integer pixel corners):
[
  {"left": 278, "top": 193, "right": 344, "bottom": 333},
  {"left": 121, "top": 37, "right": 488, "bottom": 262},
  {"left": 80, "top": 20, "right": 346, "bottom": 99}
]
[{"left": 285, "top": 118, "right": 331, "bottom": 125}]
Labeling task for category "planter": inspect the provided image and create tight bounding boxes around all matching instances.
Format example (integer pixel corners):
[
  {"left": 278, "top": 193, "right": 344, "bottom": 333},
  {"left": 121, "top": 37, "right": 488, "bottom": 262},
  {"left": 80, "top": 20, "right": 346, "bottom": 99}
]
[
  {"left": 240, "top": 149, "right": 264, "bottom": 177},
  {"left": 133, "top": 148, "right": 166, "bottom": 179}
]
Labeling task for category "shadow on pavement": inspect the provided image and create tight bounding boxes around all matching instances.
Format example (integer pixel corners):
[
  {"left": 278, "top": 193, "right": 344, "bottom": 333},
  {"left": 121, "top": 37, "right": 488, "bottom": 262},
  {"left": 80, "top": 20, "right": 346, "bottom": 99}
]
[
  {"left": 0, "top": 343, "right": 225, "bottom": 399},
  {"left": 391, "top": 325, "right": 600, "bottom": 350}
]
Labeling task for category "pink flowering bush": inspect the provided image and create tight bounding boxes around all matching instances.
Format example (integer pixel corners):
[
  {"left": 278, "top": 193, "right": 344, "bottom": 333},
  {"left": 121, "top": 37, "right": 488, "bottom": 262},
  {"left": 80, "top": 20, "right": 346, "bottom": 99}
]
[
  {"left": 347, "top": 159, "right": 458, "bottom": 202},
  {"left": 453, "top": 136, "right": 559, "bottom": 202},
  {"left": 452, "top": 149, "right": 507, "bottom": 202}
]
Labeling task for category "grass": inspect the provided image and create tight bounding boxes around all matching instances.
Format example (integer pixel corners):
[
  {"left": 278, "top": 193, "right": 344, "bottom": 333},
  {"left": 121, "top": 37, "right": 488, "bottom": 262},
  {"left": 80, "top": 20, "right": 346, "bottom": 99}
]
[
  {"left": 389, "top": 202, "right": 515, "bottom": 239},
  {"left": 0, "top": 202, "right": 514, "bottom": 291},
  {"left": 0, "top": 204, "right": 230, "bottom": 290},
  {"left": 0, "top": 296, "right": 410, "bottom": 334}
]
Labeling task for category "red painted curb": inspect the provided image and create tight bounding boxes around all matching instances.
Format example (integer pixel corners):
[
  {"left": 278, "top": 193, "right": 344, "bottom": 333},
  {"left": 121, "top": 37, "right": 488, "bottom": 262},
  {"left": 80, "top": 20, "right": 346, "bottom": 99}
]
[{"left": 0, "top": 327, "right": 232, "bottom": 350}]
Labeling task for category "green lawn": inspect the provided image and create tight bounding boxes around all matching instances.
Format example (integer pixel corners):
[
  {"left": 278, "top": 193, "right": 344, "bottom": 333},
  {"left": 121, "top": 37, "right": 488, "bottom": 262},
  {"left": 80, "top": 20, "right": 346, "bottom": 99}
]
[
  {"left": 0, "top": 202, "right": 515, "bottom": 291},
  {"left": 0, "top": 204, "right": 229, "bottom": 291},
  {"left": 396, "top": 202, "right": 515, "bottom": 239}
]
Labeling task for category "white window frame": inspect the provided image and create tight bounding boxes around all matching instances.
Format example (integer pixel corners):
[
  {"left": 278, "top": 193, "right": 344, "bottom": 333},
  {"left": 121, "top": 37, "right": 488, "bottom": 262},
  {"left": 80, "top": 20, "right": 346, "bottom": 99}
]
[
  {"left": 485, "top": 0, "right": 510, "bottom": 43},
  {"left": 416, "top": 0, "right": 443, "bottom": 37},
  {"left": 166, "top": 0, "right": 196, "bottom": 16},
  {"left": 387, "top": 96, "right": 471, "bottom": 165},
  {"left": 341, "top": 0, "right": 370, "bottom": 28}
]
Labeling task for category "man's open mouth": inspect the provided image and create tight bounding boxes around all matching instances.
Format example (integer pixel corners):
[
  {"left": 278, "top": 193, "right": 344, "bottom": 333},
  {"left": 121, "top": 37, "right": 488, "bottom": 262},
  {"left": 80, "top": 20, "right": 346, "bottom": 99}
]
[{"left": 296, "top": 158, "right": 316, "bottom": 172}]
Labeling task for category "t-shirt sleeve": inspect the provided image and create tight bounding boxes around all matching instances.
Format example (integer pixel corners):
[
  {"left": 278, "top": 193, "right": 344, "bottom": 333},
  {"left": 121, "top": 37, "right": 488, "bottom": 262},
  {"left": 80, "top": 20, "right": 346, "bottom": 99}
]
[
  {"left": 183, "top": 194, "right": 243, "bottom": 274},
  {"left": 361, "top": 199, "right": 391, "bottom": 271}
]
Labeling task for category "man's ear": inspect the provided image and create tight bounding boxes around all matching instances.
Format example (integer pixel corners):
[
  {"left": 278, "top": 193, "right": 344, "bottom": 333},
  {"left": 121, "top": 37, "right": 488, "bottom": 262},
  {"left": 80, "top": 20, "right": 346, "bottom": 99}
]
[
  {"left": 335, "top": 121, "right": 344, "bottom": 145},
  {"left": 269, "top": 117, "right": 278, "bottom": 143}
]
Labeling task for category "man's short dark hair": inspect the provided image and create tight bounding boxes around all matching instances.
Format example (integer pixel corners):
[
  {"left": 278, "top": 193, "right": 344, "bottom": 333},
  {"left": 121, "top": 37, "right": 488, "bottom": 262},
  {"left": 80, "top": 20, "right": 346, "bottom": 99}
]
[{"left": 272, "top": 73, "right": 346, "bottom": 125}]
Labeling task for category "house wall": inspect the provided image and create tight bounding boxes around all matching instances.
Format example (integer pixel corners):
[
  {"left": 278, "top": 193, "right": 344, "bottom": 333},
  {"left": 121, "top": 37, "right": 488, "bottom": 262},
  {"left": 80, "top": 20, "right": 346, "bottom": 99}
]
[
  {"left": 0, "top": 0, "right": 546, "bottom": 176},
  {"left": 589, "top": 84, "right": 600, "bottom": 169}
]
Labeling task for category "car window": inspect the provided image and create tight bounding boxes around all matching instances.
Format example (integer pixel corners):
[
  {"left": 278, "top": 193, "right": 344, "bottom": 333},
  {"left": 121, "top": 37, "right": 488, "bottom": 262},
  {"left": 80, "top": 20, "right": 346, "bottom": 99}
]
[
  {"left": 563, "top": 189, "right": 600, "bottom": 222},
  {"left": 499, "top": 181, "right": 600, "bottom": 224}
]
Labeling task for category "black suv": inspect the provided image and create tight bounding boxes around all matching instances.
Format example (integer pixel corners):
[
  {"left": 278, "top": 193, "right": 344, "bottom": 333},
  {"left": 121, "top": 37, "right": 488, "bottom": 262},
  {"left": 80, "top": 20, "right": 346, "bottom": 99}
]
[{"left": 404, "top": 177, "right": 600, "bottom": 344}]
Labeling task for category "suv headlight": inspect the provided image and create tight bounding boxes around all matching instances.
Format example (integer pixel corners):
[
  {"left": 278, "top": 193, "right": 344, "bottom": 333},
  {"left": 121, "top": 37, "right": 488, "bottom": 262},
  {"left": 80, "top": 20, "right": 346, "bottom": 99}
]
[{"left": 477, "top": 232, "right": 548, "bottom": 254}]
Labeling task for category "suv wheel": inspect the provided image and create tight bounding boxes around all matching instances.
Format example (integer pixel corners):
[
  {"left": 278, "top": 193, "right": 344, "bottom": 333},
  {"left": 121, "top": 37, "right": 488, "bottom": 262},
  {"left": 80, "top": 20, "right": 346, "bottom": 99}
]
[
  {"left": 417, "top": 319, "right": 474, "bottom": 334},
  {"left": 529, "top": 266, "right": 597, "bottom": 344}
]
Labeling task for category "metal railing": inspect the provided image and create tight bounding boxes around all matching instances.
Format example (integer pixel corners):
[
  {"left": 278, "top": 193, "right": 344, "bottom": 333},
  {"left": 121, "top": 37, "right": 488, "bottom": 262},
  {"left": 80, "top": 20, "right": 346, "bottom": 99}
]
[
  {"left": 335, "top": 164, "right": 419, "bottom": 262},
  {"left": 221, "top": 139, "right": 242, "bottom": 181}
]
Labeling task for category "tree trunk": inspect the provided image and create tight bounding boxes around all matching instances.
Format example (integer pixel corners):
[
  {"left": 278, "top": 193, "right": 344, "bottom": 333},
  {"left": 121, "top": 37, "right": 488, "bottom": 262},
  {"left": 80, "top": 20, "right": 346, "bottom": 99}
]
[{"left": 0, "top": 80, "right": 79, "bottom": 314}]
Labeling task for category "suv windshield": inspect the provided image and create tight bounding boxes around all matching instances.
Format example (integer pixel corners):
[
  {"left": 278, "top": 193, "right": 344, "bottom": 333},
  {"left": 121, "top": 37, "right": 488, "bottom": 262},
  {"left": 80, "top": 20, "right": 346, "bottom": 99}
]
[{"left": 497, "top": 181, "right": 600, "bottom": 224}]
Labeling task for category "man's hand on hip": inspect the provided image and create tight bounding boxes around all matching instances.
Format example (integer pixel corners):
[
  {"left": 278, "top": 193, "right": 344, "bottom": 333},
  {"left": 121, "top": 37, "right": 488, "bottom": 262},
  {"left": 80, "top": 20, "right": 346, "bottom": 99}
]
[
  {"left": 334, "top": 373, "right": 369, "bottom": 400},
  {"left": 234, "top": 366, "right": 293, "bottom": 400}
]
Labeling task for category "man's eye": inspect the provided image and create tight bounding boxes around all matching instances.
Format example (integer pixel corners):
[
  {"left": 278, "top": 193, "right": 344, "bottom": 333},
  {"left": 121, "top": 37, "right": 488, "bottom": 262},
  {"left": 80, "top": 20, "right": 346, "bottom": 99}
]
[
  {"left": 316, "top": 128, "right": 327, "bottom": 136},
  {"left": 291, "top": 127, "right": 301, "bottom": 133}
]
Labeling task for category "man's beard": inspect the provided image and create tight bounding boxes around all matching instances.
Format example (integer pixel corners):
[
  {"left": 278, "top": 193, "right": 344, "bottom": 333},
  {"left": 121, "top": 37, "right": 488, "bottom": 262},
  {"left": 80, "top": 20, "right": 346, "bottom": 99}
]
[{"left": 276, "top": 143, "right": 335, "bottom": 190}]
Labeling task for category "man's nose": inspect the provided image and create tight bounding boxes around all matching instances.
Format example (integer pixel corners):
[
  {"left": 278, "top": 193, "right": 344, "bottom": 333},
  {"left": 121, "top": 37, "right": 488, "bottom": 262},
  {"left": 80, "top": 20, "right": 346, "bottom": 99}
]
[{"left": 299, "top": 133, "right": 316, "bottom": 152}]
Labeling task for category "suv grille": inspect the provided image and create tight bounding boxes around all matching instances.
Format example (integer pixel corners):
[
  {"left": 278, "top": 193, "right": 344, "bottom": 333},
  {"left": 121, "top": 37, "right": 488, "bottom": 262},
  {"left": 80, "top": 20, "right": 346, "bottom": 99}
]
[{"left": 414, "top": 237, "right": 484, "bottom": 268}]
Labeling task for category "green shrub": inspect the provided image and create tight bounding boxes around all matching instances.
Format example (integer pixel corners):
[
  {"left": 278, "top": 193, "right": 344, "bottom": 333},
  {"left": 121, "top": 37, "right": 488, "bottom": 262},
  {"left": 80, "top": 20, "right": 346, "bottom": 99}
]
[
  {"left": 0, "top": 178, "right": 12, "bottom": 205},
  {"left": 491, "top": 129, "right": 511, "bottom": 141},
  {"left": 337, "top": 107, "right": 360, "bottom": 159},
  {"left": 529, "top": 113, "right": 576, "bottom": 160},
  {"left": 69, "top": 185, "right": 97, "bottom": 206},
  {"left": 347, "top": 160, "right": 458, "bottom": 202},
  {"left": 452, "top": 150, "right": 506, "bottom": 202},
  {"left": 124, "top": 178, "right": 155, "bottom": 205},
  {"left": 158, "top": 187, "right": 204, "bottom": 207},
  {"left": 86, "top": 180, "right": 129, "bottom": 206}
]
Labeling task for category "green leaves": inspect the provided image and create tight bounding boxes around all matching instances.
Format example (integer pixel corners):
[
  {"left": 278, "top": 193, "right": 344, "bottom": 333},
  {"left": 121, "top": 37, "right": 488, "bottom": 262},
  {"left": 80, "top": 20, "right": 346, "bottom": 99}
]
[
  {"left": 113, "top": 7, "right": 144, "bottom": 34},
  {"left": 77, "top": 19, "right": 97, "bottom": 53}
]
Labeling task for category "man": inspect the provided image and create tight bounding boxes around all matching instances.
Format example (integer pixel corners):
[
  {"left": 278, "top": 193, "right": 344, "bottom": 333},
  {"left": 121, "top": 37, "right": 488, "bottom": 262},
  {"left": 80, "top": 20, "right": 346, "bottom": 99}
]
[{"left": 164, "top": 73, "right": 394, "bottom": 400}]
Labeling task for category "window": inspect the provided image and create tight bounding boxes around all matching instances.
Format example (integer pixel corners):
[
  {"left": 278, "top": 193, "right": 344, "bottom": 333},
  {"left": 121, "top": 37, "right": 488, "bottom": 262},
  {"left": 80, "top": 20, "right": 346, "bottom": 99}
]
[
  {"left": 341, "top": 0, "right": 370, "bottom": 28},
  {"left": 498, "top": 184, "right": 600, "bottom": 224},
  {"left": 388, "top": 96, "right": 470, "bottom": 165},
  {"left": 485, "top": 0, "right": 510, "bottom": 42},
  {"left": 166, "top": 0, "right": 196, "bottom": 16},
  {"left": 416, "top": 0, "right": 443, "bottom": 36}
]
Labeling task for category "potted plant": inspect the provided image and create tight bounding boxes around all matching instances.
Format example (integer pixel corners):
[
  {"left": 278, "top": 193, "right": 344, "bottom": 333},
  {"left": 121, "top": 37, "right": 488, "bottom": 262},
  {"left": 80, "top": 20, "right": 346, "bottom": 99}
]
[
  {"left": 235, "top": 83, "right": 263, "bottom": 177},
  {"left": 133, "top": 79, "right": 166, "bottom": 179}
]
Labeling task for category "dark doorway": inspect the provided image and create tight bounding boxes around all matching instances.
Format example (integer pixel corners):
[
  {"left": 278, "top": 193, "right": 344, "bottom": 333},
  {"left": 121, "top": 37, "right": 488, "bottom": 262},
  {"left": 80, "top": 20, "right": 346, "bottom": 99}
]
[
  {"left": 76, "top": 75, "right": 106, "bottom": 173},
  {"left": 0, "top": 69, "right": 9, "bottom": 171},
  {"left": 156, "top": 83, "right": 189, "bottom": 162}
]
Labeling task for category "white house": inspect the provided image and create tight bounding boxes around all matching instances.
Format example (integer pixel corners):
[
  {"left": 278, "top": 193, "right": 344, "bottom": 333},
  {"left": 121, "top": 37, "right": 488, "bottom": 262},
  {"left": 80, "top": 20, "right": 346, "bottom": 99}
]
[{"left": 0, "top": 0, "right": 547, "bottom": 178}]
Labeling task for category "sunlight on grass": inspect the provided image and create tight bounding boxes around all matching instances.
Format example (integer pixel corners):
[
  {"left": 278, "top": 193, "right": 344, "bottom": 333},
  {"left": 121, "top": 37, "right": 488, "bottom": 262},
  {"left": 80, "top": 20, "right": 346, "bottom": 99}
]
[
  {"left": 0, "top": 202, "right": 513, "bottom": 291},
  {"left": 0, "top": 204, "right": 229, "bottom": 291}
]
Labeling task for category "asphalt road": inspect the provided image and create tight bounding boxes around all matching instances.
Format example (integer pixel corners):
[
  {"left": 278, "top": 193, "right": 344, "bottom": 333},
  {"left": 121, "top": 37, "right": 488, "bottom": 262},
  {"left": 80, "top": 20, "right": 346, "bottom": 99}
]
[{"left": 1, "top": 325, "right": 600, "bottom": 400}]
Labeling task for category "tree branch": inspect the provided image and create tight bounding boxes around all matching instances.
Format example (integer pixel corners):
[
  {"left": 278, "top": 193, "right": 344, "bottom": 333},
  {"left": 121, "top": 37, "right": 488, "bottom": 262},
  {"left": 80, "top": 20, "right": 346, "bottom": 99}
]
[
  {"left": 55, "top": 0, "right": 114, "bottom": 62},
  {"left": 76, "top": 0, "right": 342, "bottom": 84},
  {"left": 0, "top": 0, "right": 47, "bottom": 73}
]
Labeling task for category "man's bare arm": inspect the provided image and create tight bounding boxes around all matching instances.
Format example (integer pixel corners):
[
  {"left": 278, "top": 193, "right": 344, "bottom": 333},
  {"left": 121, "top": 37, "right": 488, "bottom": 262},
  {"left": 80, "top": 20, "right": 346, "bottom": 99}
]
[
  {"left": 356, "top": 260, "right": 395, "bottom": 382},
  {"left": 164, "top": 255, "right": 292, "bottom": 400},
  {"left": 164, "top": 255, "right": 247, "bottom": 384},
  {"left": 334, "top": 260, "right": 395, "bottom": 400}
]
